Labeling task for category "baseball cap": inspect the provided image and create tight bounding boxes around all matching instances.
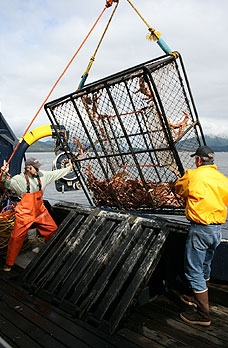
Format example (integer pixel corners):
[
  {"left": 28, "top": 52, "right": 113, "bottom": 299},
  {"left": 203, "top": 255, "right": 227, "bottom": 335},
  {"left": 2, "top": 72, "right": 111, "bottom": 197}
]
[
  {"left": 25, "top": 157, "right": 43, "bottom": 169},
  {"left": 190, "top": 145, "right": 214, "bottom": 158}
]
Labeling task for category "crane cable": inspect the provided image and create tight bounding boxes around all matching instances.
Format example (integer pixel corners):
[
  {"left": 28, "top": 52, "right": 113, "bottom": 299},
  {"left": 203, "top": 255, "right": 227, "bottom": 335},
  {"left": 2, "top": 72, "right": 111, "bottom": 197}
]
[
  {"left": 78, "top": 1, "right": 119, "bottom": 89},
  {"left": 126, "top": 0, "right": 179, "bottom": 58}
]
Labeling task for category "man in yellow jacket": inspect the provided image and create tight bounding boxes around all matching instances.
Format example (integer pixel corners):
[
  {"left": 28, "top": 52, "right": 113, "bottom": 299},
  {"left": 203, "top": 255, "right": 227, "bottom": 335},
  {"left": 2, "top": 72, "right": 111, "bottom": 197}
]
[{"left": 175, "top": 145, "right": 228, "bottom": 326}]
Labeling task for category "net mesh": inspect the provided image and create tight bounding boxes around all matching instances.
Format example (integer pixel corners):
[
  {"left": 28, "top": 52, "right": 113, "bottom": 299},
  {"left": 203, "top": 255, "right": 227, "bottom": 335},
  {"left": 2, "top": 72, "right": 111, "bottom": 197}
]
[{"left": 45, "top": 55, "right": 204, "bottom": 212}]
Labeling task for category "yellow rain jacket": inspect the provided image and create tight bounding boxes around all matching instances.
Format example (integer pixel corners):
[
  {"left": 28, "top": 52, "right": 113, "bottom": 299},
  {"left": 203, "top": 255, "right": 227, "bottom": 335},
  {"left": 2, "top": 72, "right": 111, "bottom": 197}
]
[{"left": 175, "top": 164, "right": 228, "bottom": 225}]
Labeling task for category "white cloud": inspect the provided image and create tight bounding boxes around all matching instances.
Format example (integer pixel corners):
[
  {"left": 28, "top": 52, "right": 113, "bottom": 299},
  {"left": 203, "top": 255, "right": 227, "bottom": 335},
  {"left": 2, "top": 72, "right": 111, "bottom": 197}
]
[{"left": 0, "top": 0, "right": 228, "bottom": 137}]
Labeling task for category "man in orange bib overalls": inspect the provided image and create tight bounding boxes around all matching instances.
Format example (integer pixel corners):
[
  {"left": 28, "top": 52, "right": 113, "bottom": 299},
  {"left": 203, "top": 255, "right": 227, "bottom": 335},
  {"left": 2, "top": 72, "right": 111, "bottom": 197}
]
[{"left": 0, "top": 157, "right": 73, "bottom": 271}]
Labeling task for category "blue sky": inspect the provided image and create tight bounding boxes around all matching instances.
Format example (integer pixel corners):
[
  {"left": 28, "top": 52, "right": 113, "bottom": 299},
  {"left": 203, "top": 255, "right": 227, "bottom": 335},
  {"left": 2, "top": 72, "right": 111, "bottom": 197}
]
[{"left": 0, "top": 0, "right": 228, "bottom": 137}]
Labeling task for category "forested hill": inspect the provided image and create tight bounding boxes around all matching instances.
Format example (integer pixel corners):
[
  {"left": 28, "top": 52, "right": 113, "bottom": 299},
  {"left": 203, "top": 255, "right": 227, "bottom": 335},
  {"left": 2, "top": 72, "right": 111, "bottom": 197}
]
[
  {"left": 26, "top": 135, "right": 228, "bottom": 152},
  {"left": 26, "top": 140, "right": 54, "bottom": 152},
  {"left": 204, "top": 135, "right": 228, "bottom": 152}
]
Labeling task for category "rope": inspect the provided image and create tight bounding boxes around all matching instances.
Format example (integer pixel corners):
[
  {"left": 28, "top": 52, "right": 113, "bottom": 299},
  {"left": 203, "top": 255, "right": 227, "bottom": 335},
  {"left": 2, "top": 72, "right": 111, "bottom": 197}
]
[
  {"left": 87, "top": 1, "right": 119, "bottom": 73},
  {"left": 1, "top": 4, "right": 108, "bottom": 174},
  {"left": 0, "top": 205, "right": 15, "bottom": 250},
  {"left": 126, "top": 0, "right": 161, "bottom": 40},
  {"left": 122, "top": 164, "right": 163, "bottom": 169},
  {"left": 0, "top": 2, "right": 109, "bottom": 209},
  {"left": 126, "top": 0, "right": 179, "bottom": 57},
  {"left": 105, "top": 108, "right": 146, "bottom": 118},
  {"left": 78, "top": 1, "right": 119, "bottom": 89}
]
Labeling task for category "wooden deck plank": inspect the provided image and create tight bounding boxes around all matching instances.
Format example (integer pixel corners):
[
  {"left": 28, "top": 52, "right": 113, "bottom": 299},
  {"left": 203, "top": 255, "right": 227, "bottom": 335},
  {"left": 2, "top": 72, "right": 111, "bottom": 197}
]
[
  {"left": 131, "top": 294, "right": 228, "bottom": 348},
  {"left": 0, "top": 292, "right": 89, "bottom": 348},
  {"left": 153, "top": 292, "right": 228, "bottom": 342},
  {"left": 0, "top": 312, "right": 42, "bottom": 348},
  {"left": 130, "top": 311, "right": 221, "bottom": 348},
  {"left": 0, "top": 305, "right": 65, "bottom": 348},
  {"left": 210, "top": 303, "right": 228, "bottom": 321},
  {"left": 0, "top": 281, "right": 112, "bottom": 348},
  {"left": 0, "top": 266, "right": 228, "bottom": 348},
  {"left": 119, "top": 327, "right": 164, "bottom": 348},
  {"left": 124, "top": 318, "right": 191, "bottom": 348},
  {"left": 0, "top": 276, "right": 139, "bottom": 348}
]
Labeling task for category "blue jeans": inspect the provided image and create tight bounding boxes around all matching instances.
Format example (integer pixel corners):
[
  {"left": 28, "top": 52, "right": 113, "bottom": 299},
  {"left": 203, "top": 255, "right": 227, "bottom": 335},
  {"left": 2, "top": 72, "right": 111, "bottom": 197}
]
[{"left": 184, "top": 222, "right": 222, "bottom": 292}]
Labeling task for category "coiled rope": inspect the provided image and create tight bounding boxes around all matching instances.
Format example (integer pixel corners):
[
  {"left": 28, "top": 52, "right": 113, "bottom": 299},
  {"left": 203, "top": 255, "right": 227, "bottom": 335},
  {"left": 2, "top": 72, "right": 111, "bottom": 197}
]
[{"left": 0, "top": 206, "right": 15, "bottom": 250}]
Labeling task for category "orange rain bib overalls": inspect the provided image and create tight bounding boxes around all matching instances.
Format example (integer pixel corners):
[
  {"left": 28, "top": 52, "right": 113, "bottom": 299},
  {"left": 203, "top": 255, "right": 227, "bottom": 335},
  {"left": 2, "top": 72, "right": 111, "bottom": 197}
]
[{"left": 6, "top": 173, "right": 57, "bottom": 266}]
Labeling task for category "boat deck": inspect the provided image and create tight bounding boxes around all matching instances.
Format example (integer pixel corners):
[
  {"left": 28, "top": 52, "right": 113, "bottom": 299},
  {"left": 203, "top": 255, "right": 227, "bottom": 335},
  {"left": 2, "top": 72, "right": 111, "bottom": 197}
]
[{"left": 0, "top": 266, "right": 228, "bottom": 348}]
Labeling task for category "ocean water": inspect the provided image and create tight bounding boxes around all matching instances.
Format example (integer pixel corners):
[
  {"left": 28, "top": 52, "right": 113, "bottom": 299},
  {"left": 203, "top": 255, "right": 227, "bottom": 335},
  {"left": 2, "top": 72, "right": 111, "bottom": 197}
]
[
  {"left": 26, "top": 152, "right": 228, "bottom": 240},
  {"left": 26, "top": 152, "right": 89, "bottom": 206},
  {"left": 27, "top": 151, "right": 228, "bottom": 204}
]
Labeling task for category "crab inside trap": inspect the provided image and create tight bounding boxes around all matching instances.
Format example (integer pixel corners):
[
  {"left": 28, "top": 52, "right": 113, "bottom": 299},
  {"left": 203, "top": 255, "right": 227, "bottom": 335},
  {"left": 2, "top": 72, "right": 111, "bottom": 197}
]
[{"left": 45, "top": 54, "right": 204, "bottom": 213}]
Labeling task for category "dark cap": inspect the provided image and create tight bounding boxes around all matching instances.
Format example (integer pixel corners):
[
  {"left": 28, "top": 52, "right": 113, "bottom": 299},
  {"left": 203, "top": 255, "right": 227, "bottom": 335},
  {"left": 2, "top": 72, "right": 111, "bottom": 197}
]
[
  {"left": 190, "top": 145, "right": 214, "bottom": 158},
  {"left": 25, "top": 157, "right": 42, "bottom": 169}
]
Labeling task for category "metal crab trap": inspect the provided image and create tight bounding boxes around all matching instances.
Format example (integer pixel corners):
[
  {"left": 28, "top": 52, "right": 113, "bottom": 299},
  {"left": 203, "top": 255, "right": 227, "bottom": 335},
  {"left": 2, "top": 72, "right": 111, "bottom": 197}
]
[{"left": 45, "top": 54, "right": 205, "bottom": 213}]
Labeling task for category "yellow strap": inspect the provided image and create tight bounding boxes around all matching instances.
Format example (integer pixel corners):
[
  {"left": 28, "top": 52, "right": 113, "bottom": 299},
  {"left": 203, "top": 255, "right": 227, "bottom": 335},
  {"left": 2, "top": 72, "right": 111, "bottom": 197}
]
[
  {"left": 85, "top": 56, "right": 95, "bottom": 75},
  {"left": 126, "top": 0, "right": 161, "bottom": 41},
  {"left": 83, "top": 1, "right": 119, "bottom": 77},
  {"left": 126, "top": 0, "right": 150, "bottom": 28}
]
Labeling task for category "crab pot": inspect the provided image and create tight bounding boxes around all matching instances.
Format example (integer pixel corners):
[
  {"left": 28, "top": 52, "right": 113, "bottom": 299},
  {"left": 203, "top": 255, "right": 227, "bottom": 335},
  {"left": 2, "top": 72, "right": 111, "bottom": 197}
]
[{"left": 45, "top": 54, "right": 204, "bottom": 213}]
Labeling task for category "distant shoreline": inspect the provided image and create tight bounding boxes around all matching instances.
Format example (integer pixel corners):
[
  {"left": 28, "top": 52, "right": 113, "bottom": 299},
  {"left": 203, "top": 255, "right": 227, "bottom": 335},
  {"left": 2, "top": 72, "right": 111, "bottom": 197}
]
[
  {"left": 26, "top": 135, "right": 228, "bottom": 153},
  {"left": 27, "top": 149, "right": 228, "bottom": 153}
]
